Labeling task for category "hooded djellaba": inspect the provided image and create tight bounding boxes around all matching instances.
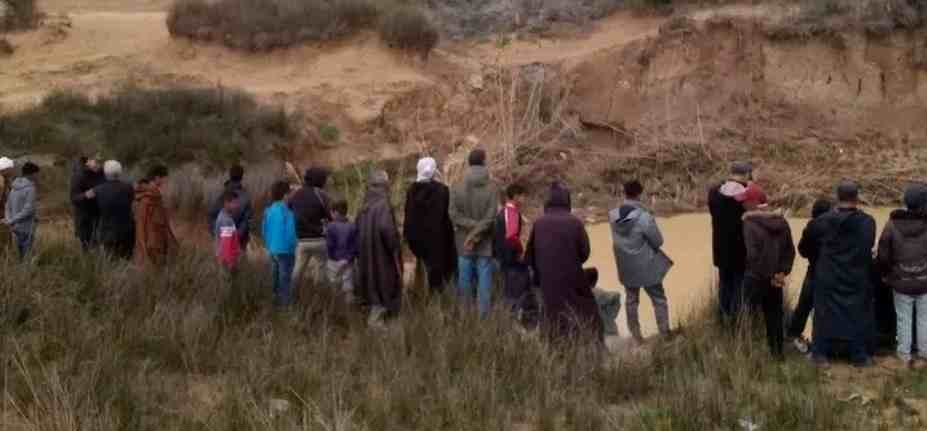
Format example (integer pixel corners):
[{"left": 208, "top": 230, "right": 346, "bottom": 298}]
[
  {"left": 356, "top": 170, "right": 403, "bottom": 323},
  {"left": 134, "top": 166, "right": 178, "bottom": 267},
  {"left": 403, "top": 157, "right": 457, "bottom": 292},
  {"left": 526, "top": 182, "right": 603, "bottom": 343}
]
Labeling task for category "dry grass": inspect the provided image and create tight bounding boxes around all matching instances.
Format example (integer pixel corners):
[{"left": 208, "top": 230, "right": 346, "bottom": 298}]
[
  {"left": 0, "top": 0, "right": 40, "bottom": 32},
  {"left": 0, "top": 227, "right": 878, "bottom": 430}
]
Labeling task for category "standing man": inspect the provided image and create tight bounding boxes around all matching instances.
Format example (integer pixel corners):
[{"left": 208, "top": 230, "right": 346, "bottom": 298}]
[
  {"left": 4, "top": 162, "right": 40, "bottom": 259},
  {"left": 82, "top": 160, "right": 135, "bottom": 259},
  {"left": 0, "top": 157, "right": 16, "bottom": 257},
  {"left": 356, "top": 170, "right": 402, "bottom": 328},
  {"left": 290, "top": 167, "right": 331, "bottom": 287},
  {"left": 708, "top": 161, "right": 752, "bottom": 322},
  {"left": 739, "top": 183, "right": 796, "bottom": 359},
  {"left": 404, "top": 157, "right": 457, "bottom": 293},
  {"left": 70, "top": 155, "right": 105, "bottom": 250},
  {"left": 526, "top": 183, "right": 602, "bottom": 343},
  {"left": 449, "top": 149, "right": 499, "bottom": 318},
  {"left": 610, "top": 180, "right": 673, "bottom": 343},
  {"left": 787, "top": 198, "right": 833, "bottom": 353},
  {"left": 809, "top": 181, "right": 877, "bottom": 368},
  {"left": 134, "top": 165, "right": 178, "bottom": 267},
  {"left": 208, "top": 165, "right": 252, "bottom": 252}
]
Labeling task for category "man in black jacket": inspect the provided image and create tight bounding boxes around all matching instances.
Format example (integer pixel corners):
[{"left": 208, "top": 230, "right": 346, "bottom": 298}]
[
  {"left": 708, "top": 161, "right": 752, "bottom": 322},
  {"left": 70, "top": 155, "right": 104, "bottom": 251},
  {"left": 289, "top": 167, "right": 332, "bottom": 287},
  {"left": 208, "top": 165, "right": 252, "bottom": 251},
  {"left": 81, "top": 160, "right": 135, "bottom": 259}
]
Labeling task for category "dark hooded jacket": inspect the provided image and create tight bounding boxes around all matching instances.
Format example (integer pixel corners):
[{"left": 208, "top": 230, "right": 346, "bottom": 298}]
[
  {"left": 208, "top": 180, "right": 252, "bottom": 247},
  {"left": 92, "top": 179, "right": 135, "bottom": 258},
  {"left": 356, "top": 182, "right": 402, "bottom": 315},
  {"left": 526, "top": 184, "right": 603, "bottom": 342},
  {"left": 708, "top": 180, "right": 748, "bottom": 271},
  {"left": 809, "top": 208, "right": 876, "bottom": 342},
  {"left": 742, "top": 210, "right": 796, "bottom": 279},
  {"left": 876, "top": 210, "right": 927, "bottom": 296},
  {"left": 70, "top": 163, "right": 105, "bottom": 240},
  {"left": 403, "top": 180, "right": 456, "bottom": 281},
  {"left": 289, "top": 168, "right": 331, "bottom": 239}
]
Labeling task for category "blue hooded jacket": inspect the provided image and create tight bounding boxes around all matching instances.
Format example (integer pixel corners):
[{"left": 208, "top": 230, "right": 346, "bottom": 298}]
[{"left": 262, "top": 201, "right": 297, "bottom": 255}]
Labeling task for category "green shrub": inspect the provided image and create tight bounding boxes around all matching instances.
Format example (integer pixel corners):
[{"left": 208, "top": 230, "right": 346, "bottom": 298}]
[
  {"left": 318, "top": 124, "right": 340, "bottom": 142},
  {"left": 1, "top": 0, "right": 40, "bottom": 32},
  {"left": 379, "top": 6, "right": 439, "bottom": 58},
  {"left": 0, "top": 85, "right": 301, "bottom": 169}
]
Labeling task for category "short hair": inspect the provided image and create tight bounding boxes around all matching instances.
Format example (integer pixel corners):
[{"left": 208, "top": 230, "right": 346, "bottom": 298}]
[
  {"left": 468, "top": 149, "right": 486, "bottom": 167},
  {"left": 146, "top": 164, "right": 168, "bottom": 180},
  {"left": 368, "top": 169, "right": 389, "bottom": 186},
  {"left": 623, "top": 180, "right": 644, "bottom": 199},
  {"left": 271, "top": 180, "right": 291, "bottom": 201},
  {"left": 836, "top": 180, "right": 860, "bottom": 203},
  {"left": 811, "top": 198, "right": 833, "bottom": 219},
  {"left": 222, "top": 190, "right": 240, "bottom": 203},
  {"left": 21, "top": 162, "right": 39, "bottom": 176},
  {"left": 331, "top": 198, "right": 348, "bottom": 215},
  {"left": 103, "top": 160, "right": 122, "bottom": 180},
  {"left": 505, "top": 183, "right": 527, "bottom": 199},
  {"left": 229, "top": 165, "right": 244, "bottom": 182}
]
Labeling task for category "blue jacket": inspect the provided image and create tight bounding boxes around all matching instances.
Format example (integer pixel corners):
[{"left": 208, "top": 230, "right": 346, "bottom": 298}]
[{"left": 262, "top": 201, "right": 297, "bottom": 255}]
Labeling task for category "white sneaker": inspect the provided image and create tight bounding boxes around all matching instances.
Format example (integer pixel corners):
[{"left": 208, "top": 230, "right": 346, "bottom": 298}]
[{"left": 790, "top": 337, "right": 809, "bottom": 354}]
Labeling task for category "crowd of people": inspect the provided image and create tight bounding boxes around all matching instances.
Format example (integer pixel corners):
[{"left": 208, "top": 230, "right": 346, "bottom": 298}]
[{"left": 3, "top": 151, "right": 927, "bottom": 364}]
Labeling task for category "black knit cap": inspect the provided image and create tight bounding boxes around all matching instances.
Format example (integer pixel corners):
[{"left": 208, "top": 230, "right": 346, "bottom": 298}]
[
  {"left": 468, "top": 149, "right": 486, "bottom": 167},
  {"left": 21, "top": 162, "right": 39, "bottom": 176},
  {"left": 836, "top": 180, "right": 860, "bottom": 203}
]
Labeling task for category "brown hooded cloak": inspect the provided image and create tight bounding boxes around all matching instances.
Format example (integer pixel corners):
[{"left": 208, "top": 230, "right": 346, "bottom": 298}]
[
  {"left": 356, "top": 179, "right": 403, "bottom": 316},
  {"left": 133, "top": 181, "right": 177, "bottom": 266}
]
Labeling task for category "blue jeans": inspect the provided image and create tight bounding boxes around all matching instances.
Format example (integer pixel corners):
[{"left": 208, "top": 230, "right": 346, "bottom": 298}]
[
  {"left": 13, "top": 230, "right": 33, "bottom": 260},
  {"left": 895, "top": 292, "right": 927, "bottom": 361},
  {"left": 458, "top": 256, "right": 494, "bottom": 318},
  {"left": 271, "top": 254, "right": 295, "bottom": 307}
]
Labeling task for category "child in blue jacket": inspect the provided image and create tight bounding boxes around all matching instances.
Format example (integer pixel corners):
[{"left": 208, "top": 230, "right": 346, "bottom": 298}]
[{"left": 263, "top": 181, "right": 297, "bottom": 307}]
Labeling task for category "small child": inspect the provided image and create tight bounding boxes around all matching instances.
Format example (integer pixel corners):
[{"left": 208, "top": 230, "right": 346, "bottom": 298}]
[
  {"left": 493, "top": 183, "right": 537, "bottom": 327},
  {"left": 215, "top": 190, "right": 242, "bottom": 272},
  {"left": 325, "top": 198, "right": 358, "bottom": 301},
  {"left": 262, "top": 181, "right": 298, "bottom": 307}
]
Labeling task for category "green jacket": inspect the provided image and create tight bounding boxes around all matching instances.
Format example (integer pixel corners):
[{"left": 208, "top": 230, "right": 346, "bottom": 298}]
[{"left": 449, "top": 166, "right": 498, "bottom": 257}]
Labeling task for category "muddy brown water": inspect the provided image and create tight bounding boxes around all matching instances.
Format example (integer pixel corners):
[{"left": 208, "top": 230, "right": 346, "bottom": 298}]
[{"left": 587, "top": 208, "right": 894, "bottom": 338}]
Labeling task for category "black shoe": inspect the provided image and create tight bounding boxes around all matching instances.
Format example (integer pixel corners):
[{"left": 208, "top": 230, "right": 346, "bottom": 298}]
[
  {"left": 853, "top": 357, "right": 875, "bottom": 368},
  {"left": 811, "top": 355, "right": 831, "bottom": 369}
]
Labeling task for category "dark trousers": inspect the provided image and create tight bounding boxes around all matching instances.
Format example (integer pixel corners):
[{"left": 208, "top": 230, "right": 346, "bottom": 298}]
[
  {"left": 501, "top": 265, "right": 538, "bottom": 327},
  {"left": 814, "top": 337, "right": 869, "bottom": 365},
  {"left": 745, "top": 275, "right": 784, "bottom": 358},
  {"left": 718, "top": 268, "right": 745, "bottom": 321},
  {"left": 787, "top": 276, "right": 814, "bottom": 338}
]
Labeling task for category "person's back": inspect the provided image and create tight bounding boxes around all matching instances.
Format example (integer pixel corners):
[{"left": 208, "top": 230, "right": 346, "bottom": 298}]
[
  {"left": 708, "top": 162, "right": 753, "bottom": 320},
  {"left": 263, "top": 181, "right": 298, "bottom": 307},
  {"left": 134, "top": 166, "right": 177, "bottom": 266},
  {"left": 70, "top": 158, "right": 104, "bottom": 248},
  {"left": 289, "top": 167, "right": 331, "bottom": 286},
  {"left": 208, "top": 171, "right": 252, "bottom": 248},
  {"left": 356, "top": 171, "right": 402, "bottom": 324},
  {"left": 742, "top": 210, "right": 794, "bottom": 281},
  {"left": 403, "top": 160, "right": 457, "bottom": 292},
  {"left": 326, "top": 203, "right": 358, "bottom": 299},
  {"left": 94, "top": 179, "right": 135, "bottom": 258},
  {"left": 788, "top": 199, "right": 833, "bottom": 350},
  {"left": 215, "top": 191, "right": 243, "bottom": 271}
]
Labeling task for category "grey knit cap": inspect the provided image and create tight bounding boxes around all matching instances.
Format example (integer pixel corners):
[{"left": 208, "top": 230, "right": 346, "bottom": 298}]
[{"left": 730, "top": 161, "right": 753, "bottom": 176}]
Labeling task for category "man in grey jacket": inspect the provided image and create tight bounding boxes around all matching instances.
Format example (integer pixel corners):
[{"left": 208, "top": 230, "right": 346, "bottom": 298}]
[
  {"left": 449, "top": 149, "right": 499, "bottom": 318},
  {"left": 4, "top": 162, "right": 40, "bottom": 259},
  {"left": 610, "top": 180, "right": 672, "bottom": 342}
]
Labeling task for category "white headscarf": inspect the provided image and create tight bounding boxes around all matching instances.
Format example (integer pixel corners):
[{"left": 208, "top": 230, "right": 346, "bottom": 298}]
[{"left": 416, "top": 157, "right": 438, "bottom": 183}]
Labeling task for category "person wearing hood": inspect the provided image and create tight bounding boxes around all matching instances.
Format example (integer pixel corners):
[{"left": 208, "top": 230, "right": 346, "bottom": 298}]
[
  {"left": 526, "top": 183, "right": 602, "bottom": 343},
  {"left": 81, "top": 160, "right": 135, "bottom": 259},
  {"left": 356, "top": 170, "right": 402, "bottom": 327},
  {"left": 876, "top": 183, "right": 927, "bottom": 368},
  {"left": 738, "top": 183, "right": 796, "bottom": 359},
  {"left": 208, "top": 165, "right": 252, "bottom": 251},
  {"left": 70, "top": 155, "right": 105, "bottom": 250},
  {"left": 403, "top": 157, "right": 456, "bottom": 293},
  {"left": 709, "top": 161, "right": 753, "bottom": 322},
  {"left": 610, "top": 180, "right": 672, "bottom": 343},
  {"left": 134, "top": 165, "right": 178, "bottom": 267},
  {"left": 0, "top": 157, "right": 16, "bottom": 256},
  {"left": 289, "top": 167, "right": 332, "bottom": 288},
  {"left": 808, "top": 181, "right": 876, "bottom": 368},
  {"left": 786, "top": 198, "right": 833, "bottom": 353},
  {"left": 4, "top": 162, "right": 40, "bottom": 259},
  {"left": 449, "top": 149, "right": 499, "bottom": 318}
]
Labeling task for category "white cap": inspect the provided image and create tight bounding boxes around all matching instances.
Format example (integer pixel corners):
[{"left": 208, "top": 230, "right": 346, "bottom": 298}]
[
  {"left": 0, "top": 157, "right": 14, "bottom": 171},
  {"left": 103, "top": 160, "right": 123, "bottom": 179}
]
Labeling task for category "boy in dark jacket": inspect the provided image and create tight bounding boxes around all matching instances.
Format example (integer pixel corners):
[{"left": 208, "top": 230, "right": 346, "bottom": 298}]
[
  {"left": 876, "top": 183, "right": 927, "bottom": 367},
  {"left": 493, "top": 183, "right": 536, "bottom": 327},
  {"left": 786, "top": 198, "right": 833, "bottom": 353},
  {"left": 739, "top": 182, "right": 796, "bottom": 358},
  {"left": 326, "top": 198, "right": 358, "bottom": 302},
  {"left": 208, "top": 165, "right": 252, "bottom": 251},
  {"left": 709, "top": 161, "right": 752, "bottom": 322}
]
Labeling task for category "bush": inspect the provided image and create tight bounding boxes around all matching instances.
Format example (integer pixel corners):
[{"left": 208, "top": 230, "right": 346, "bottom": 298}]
[
  {"left": 0, "top": 86, "right": 301, "bottom": 169},
  {"left": 0, "top": 36, "right": 13, "bottom": 55},
  {"left": 379, "top": 6, "right": 439, "bottom": 58},
  {"left": 1, "top": 0, "right": 39, "bottom": 32}
]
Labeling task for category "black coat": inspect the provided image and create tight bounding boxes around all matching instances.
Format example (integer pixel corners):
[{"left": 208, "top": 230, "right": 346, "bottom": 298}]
[
  {"left": 809, "top": 208, "right": 876, "bottom": 342},
  {"left": 708, "top": 180, "right": 748, "bottom": 271},
  {"left": 70, "top": 164, "right": 105, "bottom": 238},
  {"left": 403, "top": 181, "right": 456, "bottom": 284},
  {"left": 92, "top": 180, "right": 135, "bottom": 258},
  {"left": 289, "top": 186, "right": 330, "bottom": 239}
]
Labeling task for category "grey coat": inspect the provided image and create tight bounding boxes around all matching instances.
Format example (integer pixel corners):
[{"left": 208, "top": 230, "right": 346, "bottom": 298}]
[
  {"left": 609, "top": 200, "right": 672, "bottom": 288},
  {"left": 5, "top": 177, "right": 37, "bottom": 235},
  {"left": 449, "top": 166, "right": 498, "bottom": 257}
]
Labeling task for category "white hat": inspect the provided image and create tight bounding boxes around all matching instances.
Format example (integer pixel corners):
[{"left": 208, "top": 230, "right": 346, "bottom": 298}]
[
  {"left": 0, "top": 157, "right": 14, "bottom": 171},
  {"left": 416, "top": 157, "right": 438, "bottom": 182}
]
